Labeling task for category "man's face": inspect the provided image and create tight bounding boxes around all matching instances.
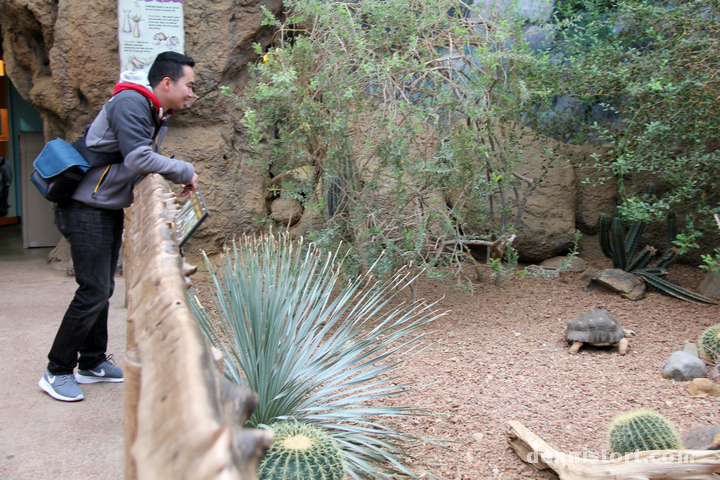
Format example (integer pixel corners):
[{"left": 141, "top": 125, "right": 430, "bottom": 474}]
[{"left": 164, "top": 65, "right": 195, "bottom": 111}]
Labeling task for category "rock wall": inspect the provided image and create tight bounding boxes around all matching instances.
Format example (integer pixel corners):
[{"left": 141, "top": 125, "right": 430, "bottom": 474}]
[
  {"left": 0, "top": 0, "right": 281, "bottom": 254},
  {"left": 0, "top": 0, "right": 621, "bottom": 260}
]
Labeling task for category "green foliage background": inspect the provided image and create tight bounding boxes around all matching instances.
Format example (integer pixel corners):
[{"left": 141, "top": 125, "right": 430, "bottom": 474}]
[
  {"left": 228, "top": 0, "right": 720, "bottom": 273},
  {"left": 231, "top": 0, "right": 559, "bottom": 282},
  {"left": 542, "top": 0, "right": 720, "bottom": 253}
]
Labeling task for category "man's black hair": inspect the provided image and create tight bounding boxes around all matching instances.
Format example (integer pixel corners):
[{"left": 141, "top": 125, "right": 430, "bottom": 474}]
[{"left": 148, "top": 52, "right": 195, "bottom": 87}]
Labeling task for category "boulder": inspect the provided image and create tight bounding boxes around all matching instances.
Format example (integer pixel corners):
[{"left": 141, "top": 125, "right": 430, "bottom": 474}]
[
  {"left": 570, "top": 150, "right": 618, "bottom": 235},
  {"left": 662, "top": 351, "right": 707, "bottom": 381},
  {"left": 590, "top": 269, "right": 646, "bottom": 301},
  {"left": 270, "top": 195, "right": 303, "bottom": 227},
  {"left": 512, "top": 136, "right": 577, "bottom": 262},
  {"left": 577, "top": 233, "right": 605, "bottom": 259}
]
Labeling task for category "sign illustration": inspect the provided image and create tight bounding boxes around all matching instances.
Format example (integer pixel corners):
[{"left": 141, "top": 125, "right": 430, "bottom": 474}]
[{"left": 117, "top": 0, "right": 184, "bottom": 73}]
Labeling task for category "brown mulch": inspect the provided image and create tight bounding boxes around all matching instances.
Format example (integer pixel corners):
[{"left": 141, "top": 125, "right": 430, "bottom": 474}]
[{"left": 381, "top": 258, "right": 720, "bottom": 479}]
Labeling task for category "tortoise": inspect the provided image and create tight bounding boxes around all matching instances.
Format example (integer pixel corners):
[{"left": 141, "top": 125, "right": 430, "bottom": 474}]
[{"left": 564, "top": 309, "right": 636, "bottom": 355}]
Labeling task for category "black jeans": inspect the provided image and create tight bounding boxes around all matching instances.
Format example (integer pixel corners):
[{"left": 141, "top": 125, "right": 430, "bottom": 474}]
[{"left": 47, "top": 200, "right": 124, "bottom": 375}]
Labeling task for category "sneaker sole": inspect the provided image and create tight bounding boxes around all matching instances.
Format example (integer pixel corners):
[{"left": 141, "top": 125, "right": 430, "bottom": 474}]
[
  {"left": 38, "top": 377, "right": 84, "bottom": 402},
  {"left": 75, "top": 373, "right": 123, "bottom": 384}
]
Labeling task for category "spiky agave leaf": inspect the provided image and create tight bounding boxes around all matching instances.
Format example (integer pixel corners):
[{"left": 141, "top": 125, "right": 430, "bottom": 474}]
[
  {"left": 634, "top": 270, "right": 718, "bottom": 305},
  {"left": 191, "top": 232, "right": 445, "bottom": 479}
]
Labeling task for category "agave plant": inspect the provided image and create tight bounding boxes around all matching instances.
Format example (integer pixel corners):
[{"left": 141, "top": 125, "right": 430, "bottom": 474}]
[
  {"left": 598, "top": 187, "right": 716, "bottom": 305},
  {"left": 190, "top": 232, "right": 443, "bottom": 479}
]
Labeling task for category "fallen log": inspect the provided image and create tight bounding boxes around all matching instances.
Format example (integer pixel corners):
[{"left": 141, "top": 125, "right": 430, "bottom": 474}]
[{"left": 507, "top": 420, "right": 720, "bottom": 479}]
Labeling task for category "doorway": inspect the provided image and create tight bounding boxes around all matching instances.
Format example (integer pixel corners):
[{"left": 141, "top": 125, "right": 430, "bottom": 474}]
[{"left": 20, "top": 131, "right": 57, "bottom": 247}]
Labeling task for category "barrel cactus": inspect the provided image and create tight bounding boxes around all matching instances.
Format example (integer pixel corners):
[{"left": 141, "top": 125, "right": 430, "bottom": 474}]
[
  {"left": 607, "top": 409, "right": 683, "bottom": 455},
  {"left": 259, "top": 422, "right": 345, "bottom": 480},
  {"left": 699, "top": 323, "right": 720, "bottom": 362}
]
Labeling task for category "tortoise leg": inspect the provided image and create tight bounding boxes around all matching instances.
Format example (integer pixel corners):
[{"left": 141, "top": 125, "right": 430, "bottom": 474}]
[
  {"left": 568, "top": 341, "right": 583, "bottom": 354},
  {"left": 618, "top": 338, "right": 629, "bottom": 355}
]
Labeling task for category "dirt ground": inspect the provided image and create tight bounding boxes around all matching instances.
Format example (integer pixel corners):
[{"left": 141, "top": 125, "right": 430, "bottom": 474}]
[
  {"left": 192, "top": 254, "right": 720, "bottom": 479},
  {"left": 377, "top": 257, "right": 720, "bottom": 479}
]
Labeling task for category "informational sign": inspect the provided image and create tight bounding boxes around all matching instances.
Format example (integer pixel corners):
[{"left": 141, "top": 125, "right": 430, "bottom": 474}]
[
  {"left": 117, "top": 0, "right": 184, "bottom": 73},
  {"left": 175, "top": 190, "right": 210, "bottom": 249}
]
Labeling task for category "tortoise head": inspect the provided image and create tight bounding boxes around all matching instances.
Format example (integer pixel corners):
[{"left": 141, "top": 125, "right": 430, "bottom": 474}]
[{"left": 623, "top": 329, "right": 636, "bottom": 338}]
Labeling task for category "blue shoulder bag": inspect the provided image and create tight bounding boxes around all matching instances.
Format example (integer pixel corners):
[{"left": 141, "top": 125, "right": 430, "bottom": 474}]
[{"left": 30, "top": 138, "right": 91, "bottom": 203}]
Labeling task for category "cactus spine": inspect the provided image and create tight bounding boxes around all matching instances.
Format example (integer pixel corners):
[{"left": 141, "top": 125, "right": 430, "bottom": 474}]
[
  {"left": 608, "top": 409, "right": 683, "bottom": 455},
  {"left": 699, "top": 323, "right": 720, "bottom": 362},
  {"left": 259, "top": 422, "right": 345, "bottom": 480}
]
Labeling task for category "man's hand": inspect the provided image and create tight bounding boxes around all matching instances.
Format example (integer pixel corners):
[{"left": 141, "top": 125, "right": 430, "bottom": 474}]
[{"left": 180, "top": 172, "right": 198, "bottom": 197}]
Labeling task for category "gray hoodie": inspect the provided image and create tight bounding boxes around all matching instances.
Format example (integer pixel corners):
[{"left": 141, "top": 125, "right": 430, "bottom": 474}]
[{"left": 71, "top": 71, "right": 194, "bottom": 210}]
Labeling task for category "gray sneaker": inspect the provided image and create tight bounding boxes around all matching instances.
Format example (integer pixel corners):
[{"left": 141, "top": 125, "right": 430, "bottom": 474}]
[
  {"left": 39, "top": 370, "right": 85, "bottom": 402},
  {"left": 75, "top": 355, "right": 123, "bottom": 384}
]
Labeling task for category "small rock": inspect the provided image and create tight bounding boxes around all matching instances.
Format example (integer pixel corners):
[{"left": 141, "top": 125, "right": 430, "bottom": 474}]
[
  {"left": 662, "top": 351, "right": 707, "bottom": 381},
  {"left": 579, "top": 266, "right": 599, "bottom": 282},
  {"left": 688, "top": 378, "right": 720, "bottom": 397},
  {"left": 492, "top": 468, "right": 499, "bottom": 475},
  {"left": 682, "top": 342, "right": 700, "bottom": 358},
  {"left": 539, "top": 256, "right": 588, "bottom": 272},
  {"left": 682, "top": 425, "right": 720, "bottom": 449},
  {"left": 472, "top": 432, "right": 484, "bottom": 442},
  {"left": 590, "top": 269, "right": 646, "bottom": 300}
]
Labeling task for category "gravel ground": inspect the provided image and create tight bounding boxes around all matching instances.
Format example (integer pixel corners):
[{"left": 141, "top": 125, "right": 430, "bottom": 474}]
[
  {"left": 191, "top": 254, "right": 720, "bottom": 479},
  {"left": 379, "top": 258, "right": 720, "bottom": 479}
]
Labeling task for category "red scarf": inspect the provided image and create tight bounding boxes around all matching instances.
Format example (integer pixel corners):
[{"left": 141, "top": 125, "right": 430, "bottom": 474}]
[{"left": 112, "top": 83, "right": 171, "bottom": 118}]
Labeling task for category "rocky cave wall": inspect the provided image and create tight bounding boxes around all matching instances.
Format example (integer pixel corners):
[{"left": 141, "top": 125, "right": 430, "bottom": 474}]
[
  {"left": 0, "top": 0, "right": 283, "bottom": 253},
  {"left": 1, "top": 0, "right": 627, "bottom": 262}
]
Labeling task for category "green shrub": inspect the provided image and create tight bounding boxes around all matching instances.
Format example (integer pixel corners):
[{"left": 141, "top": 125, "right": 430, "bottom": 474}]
[
  {"left": 229, "top": 0, "right": 559, "bottom": 284},
  {"left": 546, "top": 0, "right": 720, "bottom": 246},
  {"left": 607, "top": 409, "right": 683, "bottom": 456},
  {"left": 259, "top": 422, "right": 345, "bottom": 480}
]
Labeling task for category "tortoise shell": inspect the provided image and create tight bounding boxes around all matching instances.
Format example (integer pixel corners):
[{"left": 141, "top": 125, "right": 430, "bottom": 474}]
[{"left": 565, "top": 309, "right": 624, "bottom": 346}]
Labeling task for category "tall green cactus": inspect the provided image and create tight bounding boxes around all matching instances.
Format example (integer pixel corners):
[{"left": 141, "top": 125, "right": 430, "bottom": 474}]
[
  {"left": 608, "top": 409, "right": 683, "bottom": 455},
  {"left": 259, "top": 422, "right": 345, "bottom": 480},
  {"left": 699, "top": 323, "right": 720, "bottom": 362},
  {"left": 597, "top": 205, "right": 648, "bottom": 271},
  {"left": 596, "top": 186, "right": 716, "bottom": 305}
]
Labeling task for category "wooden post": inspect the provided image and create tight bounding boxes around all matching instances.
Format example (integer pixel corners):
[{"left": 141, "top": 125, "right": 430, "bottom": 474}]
[
  {"left": 123, "top": 348, "right": 141, "bottom": 480},
  {"left": 123, "top": 175, "right": 273, "bottom": 480}
]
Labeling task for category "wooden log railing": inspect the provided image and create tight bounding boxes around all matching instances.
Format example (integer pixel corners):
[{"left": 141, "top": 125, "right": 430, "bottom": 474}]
[{"left": 123, "top": 174, "right": 273, "bottom": 480}]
